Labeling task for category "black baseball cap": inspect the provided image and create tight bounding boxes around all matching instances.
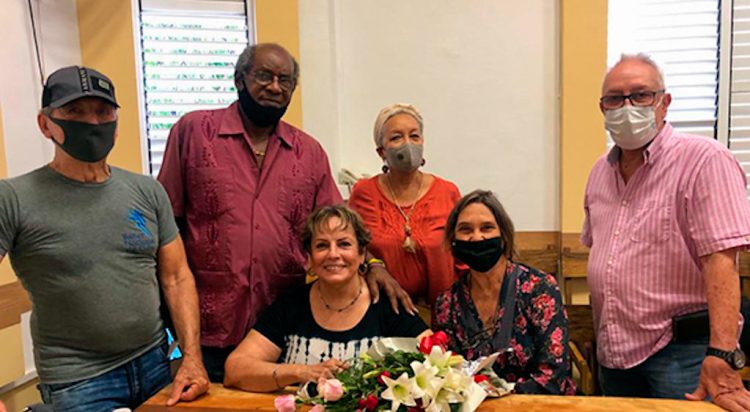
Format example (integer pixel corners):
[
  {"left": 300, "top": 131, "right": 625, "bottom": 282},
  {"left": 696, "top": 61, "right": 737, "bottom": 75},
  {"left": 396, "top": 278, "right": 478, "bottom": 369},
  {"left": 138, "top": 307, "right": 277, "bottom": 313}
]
[{"left": 41, "top": 66, "right": 119, "bottom": 109}]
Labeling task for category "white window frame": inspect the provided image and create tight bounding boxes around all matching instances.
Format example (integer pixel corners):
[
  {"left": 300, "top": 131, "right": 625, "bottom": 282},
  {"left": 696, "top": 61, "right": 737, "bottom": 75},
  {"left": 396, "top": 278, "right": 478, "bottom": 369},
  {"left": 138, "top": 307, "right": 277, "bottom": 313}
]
[{"left": 132, "top": 0, "right": 256, "bottom": 175}]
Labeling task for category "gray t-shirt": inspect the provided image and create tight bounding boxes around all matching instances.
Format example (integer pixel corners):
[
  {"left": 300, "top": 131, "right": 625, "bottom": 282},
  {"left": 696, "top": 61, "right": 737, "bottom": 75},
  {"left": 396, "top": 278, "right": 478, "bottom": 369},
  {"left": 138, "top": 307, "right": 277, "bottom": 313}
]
[{"left": 0, "top": 166, "right": 179, "bottom": 384}]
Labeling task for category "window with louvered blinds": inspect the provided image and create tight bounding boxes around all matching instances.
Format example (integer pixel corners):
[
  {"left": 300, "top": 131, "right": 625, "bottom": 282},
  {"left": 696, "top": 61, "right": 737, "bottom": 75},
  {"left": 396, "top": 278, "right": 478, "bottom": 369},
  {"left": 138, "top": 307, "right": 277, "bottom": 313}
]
[
  {"left": 730, "top": 0, "right": 750, "bottom": 195},
  {"left": 607, "top": 0, "right": 720, "bottom": 139},
  {"left": 139, "top": 0, "right": 252, "bottom": 176}
]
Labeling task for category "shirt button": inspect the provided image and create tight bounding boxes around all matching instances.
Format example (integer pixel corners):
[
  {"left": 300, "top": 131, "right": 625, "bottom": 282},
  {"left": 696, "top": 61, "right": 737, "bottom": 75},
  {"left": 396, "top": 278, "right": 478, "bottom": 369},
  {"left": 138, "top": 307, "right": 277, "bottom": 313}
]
[
  {"left": 252, "top": 257, "right": 258, "bottom": 263},
  {"left": 621, "top": 200, "right": 628, "bottom": 207},
  {"left": 614, "top": 230, "right": 620, "bottom": 236},
  {"left": 255, "top": 224, "right": 260, "bottom": 230},
  {"left": 607, "top": 259, "right": 613, "bottom": 266}
]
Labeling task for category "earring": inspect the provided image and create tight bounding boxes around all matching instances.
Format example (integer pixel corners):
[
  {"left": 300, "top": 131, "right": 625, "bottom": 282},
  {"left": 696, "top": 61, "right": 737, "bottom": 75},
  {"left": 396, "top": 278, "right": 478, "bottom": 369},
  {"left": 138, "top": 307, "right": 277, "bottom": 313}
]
[
  {"left": 421, "top": 158, "right": 426, "bottom": 166},
  {"left": 358, "top": 263, "right": 368, "bottom": 275},
  {"left": 382, "top": 164, "right": 389, "bottom": 173}
]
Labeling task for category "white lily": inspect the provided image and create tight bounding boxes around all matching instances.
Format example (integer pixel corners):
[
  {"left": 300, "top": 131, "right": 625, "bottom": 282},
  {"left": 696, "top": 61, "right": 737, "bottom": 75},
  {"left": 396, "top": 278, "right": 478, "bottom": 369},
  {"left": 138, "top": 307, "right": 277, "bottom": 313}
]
[
  {"left": 426, "top": 345, "right": 453, "bottom": 371},
  {"left": 441, "top": 367, "right": 472, "bottom": 393},
  {"left": 381, "top": 372, "right": 418, "bottom": 412},
  {"left": 410, "top": 360, "right": 441, "bottom": 402}
]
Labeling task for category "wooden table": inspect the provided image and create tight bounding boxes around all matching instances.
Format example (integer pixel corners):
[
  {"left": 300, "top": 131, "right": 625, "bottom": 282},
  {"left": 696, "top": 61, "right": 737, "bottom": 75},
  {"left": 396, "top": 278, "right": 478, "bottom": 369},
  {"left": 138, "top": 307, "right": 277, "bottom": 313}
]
[{"left": 137, "top": 384, "right": 724, "bottom": 412}]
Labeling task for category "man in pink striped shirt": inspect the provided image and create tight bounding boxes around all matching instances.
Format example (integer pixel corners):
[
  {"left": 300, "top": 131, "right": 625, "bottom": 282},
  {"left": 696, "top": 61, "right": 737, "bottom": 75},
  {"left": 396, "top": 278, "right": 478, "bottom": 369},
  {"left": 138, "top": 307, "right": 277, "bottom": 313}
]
[{"left": 582, "top": 54, "right": 750, "bottom": 410}]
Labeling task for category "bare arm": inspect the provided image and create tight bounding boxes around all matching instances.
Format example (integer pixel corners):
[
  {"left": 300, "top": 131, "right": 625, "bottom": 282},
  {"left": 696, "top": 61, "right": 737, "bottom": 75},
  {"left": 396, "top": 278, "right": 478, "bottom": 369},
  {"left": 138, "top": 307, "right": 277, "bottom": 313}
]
[
  {"left": 687, "top": 248, "right": 750, "bottom": 411},
  {"left": 364, "top": 251, "right": 416, "bottom": 315},
  {"left": 157, "top": 235, "right": 209, "bottom": 405},
  {"left": 224, "top": 330, "right": 346, "bottom": 392}
]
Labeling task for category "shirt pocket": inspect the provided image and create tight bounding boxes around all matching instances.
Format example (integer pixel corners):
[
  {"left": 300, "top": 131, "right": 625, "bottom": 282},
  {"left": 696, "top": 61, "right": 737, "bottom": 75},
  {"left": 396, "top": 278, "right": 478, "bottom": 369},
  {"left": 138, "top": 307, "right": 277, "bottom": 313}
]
[
  {"left": 186, "top": 167, "right": 234, "bottom": 218},
  {"left": 630, "top": 200, "right": 672, "bottom": 244},
  {"left": 277, "top": 175, "right": 317, "bottom": 228}
]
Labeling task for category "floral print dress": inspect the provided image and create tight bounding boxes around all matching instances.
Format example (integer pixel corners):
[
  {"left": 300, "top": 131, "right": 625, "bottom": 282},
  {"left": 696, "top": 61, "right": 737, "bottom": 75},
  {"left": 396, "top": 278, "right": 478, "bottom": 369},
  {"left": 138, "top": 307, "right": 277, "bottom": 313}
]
[{"left": 432, "top": 262, "right": 576, "bottom": 395}]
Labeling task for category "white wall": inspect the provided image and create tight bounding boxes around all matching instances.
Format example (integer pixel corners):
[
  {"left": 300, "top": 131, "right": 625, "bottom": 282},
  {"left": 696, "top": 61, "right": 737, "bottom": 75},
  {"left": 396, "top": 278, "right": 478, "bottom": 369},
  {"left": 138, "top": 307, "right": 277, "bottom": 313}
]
[
  {"left": 299, "top": 1, "right": 559, "bottom": 231},
  {"left": 0, "top": 0, "right": 82, "bottom": 177},
  {"left": 0, "top": 0, "right": 82, "bottom": 380}
]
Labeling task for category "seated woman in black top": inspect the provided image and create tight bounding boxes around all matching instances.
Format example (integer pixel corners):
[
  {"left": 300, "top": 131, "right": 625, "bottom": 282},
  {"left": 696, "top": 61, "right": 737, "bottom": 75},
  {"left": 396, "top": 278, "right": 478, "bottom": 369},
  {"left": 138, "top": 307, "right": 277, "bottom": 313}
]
[{"left": 224, "top": 204, "right": 430, "bottom": 392}]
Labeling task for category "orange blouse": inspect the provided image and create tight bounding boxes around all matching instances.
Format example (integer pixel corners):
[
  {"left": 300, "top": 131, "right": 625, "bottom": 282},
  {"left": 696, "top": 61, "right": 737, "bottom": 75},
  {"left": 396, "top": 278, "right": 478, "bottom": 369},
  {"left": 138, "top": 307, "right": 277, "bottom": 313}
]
[{"left": 348, "top": 175, "right": 461, "bottom": 304}]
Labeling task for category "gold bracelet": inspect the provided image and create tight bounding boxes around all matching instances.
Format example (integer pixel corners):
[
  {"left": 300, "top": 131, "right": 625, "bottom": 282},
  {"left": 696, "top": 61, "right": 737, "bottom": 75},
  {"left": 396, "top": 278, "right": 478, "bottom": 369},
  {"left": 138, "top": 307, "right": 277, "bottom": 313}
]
[
  {"left": 272, "top": 365, "right": 282, "bottom": 390},
  {"left": 367, "top": 258, "right": 386, "bottom": 268}
]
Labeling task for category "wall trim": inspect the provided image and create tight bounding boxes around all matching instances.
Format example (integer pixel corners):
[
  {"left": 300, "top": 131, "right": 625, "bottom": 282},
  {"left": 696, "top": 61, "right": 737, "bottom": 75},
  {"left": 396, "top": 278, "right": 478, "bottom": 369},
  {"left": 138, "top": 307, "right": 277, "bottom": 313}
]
[{"left": 0, "top": 282, "right": 31, "bottom": 330}]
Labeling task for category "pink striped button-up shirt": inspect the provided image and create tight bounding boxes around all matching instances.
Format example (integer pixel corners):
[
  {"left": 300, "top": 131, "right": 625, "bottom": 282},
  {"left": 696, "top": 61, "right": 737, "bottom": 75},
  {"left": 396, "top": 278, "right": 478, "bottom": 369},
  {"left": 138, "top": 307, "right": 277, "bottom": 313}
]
[{"left": 581, "top": 122, "right": 750, "bottom": 369}]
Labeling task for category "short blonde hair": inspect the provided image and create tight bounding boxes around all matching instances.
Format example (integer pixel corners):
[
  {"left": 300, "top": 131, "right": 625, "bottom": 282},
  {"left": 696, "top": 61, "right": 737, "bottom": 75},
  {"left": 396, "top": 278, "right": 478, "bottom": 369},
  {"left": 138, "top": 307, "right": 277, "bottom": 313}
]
[{"left": 372, "top": 103, "right": 424, "bottom": 148}]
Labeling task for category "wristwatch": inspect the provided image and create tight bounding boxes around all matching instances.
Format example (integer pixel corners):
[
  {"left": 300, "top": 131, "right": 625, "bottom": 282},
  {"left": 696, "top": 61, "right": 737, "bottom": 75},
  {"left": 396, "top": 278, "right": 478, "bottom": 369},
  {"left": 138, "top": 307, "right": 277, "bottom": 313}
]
[{"left": 706, "top": 347, "right": 747, "bottom": 370}]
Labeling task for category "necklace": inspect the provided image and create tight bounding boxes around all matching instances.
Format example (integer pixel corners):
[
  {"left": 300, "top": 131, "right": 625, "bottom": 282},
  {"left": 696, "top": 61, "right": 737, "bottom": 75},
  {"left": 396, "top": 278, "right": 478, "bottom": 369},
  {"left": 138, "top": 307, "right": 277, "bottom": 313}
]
[
  {"left": 385, "top": 172, "right": 424, "bottom": 254},
  {"left": 253, "top": 149, "right": 265, "bottom": 157},
  {"left": 318, "top": 277, "right": 363, "bottom": 313}
]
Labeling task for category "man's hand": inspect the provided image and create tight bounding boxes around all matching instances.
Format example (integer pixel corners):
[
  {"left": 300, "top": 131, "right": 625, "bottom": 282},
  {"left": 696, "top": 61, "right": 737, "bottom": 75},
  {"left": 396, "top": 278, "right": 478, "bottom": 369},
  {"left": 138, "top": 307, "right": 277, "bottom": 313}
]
[
  {"left": 686, "top": 356, "right": 750, "bottom": 411},
  {"left": 365, "top": 264, "right": 416, "bottom": 315},
  {"left": 166, "top": 355, "right": 210, "bottom": 406}
]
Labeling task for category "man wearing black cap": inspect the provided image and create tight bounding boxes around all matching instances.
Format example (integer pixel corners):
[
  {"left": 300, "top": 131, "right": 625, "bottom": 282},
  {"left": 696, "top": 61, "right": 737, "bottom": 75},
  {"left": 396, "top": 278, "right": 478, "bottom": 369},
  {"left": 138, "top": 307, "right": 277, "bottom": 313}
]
[{"left": 0, "top": 66, "right": 208, "bottom": 411}]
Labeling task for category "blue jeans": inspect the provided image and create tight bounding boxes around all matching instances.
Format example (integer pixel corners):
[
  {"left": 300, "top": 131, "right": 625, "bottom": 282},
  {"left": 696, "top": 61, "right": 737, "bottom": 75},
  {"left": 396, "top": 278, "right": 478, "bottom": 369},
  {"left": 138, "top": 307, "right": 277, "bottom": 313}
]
[
  {"left": 599, "top": 338, "right": 707, "bottom": 399},
  {"left": 39, "top": 341, "right": 171, "bottom": 412}
]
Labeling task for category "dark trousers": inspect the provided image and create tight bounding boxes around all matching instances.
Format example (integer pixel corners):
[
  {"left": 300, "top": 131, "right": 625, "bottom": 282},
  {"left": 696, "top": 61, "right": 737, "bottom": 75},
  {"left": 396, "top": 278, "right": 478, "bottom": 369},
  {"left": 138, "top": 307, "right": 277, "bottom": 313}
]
[{"left": 202, "top": 345, "right": 237, "bottom": 383}]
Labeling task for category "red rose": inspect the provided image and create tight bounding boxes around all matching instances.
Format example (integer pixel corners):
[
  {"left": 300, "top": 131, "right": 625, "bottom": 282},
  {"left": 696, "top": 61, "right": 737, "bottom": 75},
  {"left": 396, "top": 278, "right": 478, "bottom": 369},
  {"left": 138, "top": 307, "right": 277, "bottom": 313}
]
[
  {"left": 473, "top": 374, "right": 489, "bottom": 383},
  {"left": 377, "top": 370, "right": 391, "bottom": 385},
  {"left": 419, "top": 331, "right": 449, "bottom": 354},
  {"left": 357, "top": 394, "right": 379, "bottom": 411}
]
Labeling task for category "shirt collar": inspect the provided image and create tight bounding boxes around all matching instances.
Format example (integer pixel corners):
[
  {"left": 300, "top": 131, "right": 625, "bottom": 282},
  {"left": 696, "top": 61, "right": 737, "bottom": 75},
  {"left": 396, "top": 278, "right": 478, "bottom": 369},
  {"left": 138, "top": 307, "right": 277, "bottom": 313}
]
[
  {"left": 217, "top": 101, "right": 295, "bottom": 148},
  {"left": 606, "top": 121, "right": 674, "bottom": 167}
]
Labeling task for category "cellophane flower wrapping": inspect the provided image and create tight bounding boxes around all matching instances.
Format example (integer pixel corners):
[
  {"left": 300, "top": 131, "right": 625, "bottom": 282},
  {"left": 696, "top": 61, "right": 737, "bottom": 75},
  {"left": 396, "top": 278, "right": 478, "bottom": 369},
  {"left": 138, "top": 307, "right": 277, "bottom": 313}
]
[{"left": 281, "top": 334, "right": 512, "bottom": 412}]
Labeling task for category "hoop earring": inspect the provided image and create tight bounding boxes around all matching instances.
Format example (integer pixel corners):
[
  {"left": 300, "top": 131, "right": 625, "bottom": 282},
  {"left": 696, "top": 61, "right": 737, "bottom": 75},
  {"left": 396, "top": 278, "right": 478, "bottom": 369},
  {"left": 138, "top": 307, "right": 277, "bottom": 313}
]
[
  {"left": 358, "top": 263, "right": 368, "bottom": 275},
  {"left": 421, "top": 158, "right": 426, "bottom": 166},
  {"left": 382, "top": 164, "right": 389, "bottom": 173}
]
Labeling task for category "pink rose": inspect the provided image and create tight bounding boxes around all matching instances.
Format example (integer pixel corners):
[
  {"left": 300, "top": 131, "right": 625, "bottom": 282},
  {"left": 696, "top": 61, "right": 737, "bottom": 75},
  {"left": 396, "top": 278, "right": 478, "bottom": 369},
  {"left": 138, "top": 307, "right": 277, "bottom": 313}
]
[
  {"left": 317, "top": 378, "right": 344, "bottom": 402},
  {"left": 274, "top": 394, "right": 296, "bottom": 412},
  {"left": 310, "top": 405, "right": 326, "bottom": 412}
]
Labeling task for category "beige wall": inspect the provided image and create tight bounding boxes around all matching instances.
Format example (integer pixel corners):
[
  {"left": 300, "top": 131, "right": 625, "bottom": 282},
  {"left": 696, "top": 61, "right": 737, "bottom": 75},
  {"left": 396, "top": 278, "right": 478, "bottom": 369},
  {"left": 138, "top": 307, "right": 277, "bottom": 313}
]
[
  {"left": 560, "top": 0, "right": 608, "bottom": 234},
  {"left": 255, "top": 0, "right": 303, "bottom": 129},
  {"left": 76, "top": 0, "right": 143, "bottom": 173}
]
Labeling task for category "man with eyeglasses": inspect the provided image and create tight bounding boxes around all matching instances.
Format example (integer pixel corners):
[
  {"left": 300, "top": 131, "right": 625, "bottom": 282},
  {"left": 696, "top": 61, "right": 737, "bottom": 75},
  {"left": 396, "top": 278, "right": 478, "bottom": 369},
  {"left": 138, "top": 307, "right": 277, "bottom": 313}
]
[
  {"left": 158, "top": 43, "right": 414, "bottom": 383},
  {"left": 581, "top": 54, "right": 750, "bottom": 410}
]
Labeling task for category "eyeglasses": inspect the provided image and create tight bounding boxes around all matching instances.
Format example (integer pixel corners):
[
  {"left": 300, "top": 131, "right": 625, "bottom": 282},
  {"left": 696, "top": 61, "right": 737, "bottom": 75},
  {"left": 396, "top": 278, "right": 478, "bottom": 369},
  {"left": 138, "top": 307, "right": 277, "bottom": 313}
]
[
  {"left": 599, "top": 90, "right": 665, "bottom": 110},
  {"left": 251, "top": 70, "right": 295, "bottom": 92}
]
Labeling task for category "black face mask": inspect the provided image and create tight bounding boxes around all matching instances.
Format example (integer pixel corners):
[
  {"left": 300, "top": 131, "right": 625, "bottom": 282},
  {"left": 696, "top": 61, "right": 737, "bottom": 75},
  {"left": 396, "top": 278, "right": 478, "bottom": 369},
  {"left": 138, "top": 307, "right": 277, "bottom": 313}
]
[
  {"left": 237, "top": 81, "right": 288, "bottom": 127},
  {"left": 451, "top": 237, "right": 506, "bottom": 273},
  {"left": 49, "top": 118, "right": 116, "bottom": 163}
]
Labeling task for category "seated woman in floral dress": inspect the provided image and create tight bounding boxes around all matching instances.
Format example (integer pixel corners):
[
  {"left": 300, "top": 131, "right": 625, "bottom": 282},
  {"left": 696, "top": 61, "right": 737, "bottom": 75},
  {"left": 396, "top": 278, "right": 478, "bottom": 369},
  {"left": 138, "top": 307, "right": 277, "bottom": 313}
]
[{"left": 432, "top": 190, "right": 576, "bottom": 395}]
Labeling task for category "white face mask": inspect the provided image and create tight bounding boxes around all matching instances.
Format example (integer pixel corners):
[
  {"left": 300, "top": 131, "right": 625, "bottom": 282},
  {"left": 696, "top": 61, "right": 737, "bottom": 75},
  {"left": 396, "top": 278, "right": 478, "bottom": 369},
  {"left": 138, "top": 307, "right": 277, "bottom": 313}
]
[{"left": 604, "top": 104, "right": 659, "bottom": 150}]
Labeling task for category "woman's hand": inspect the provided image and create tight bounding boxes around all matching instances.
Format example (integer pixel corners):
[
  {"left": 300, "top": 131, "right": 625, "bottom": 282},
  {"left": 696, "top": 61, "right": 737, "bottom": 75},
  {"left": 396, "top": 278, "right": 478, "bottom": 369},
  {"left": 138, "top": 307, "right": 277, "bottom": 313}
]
[{"left": 298, "top": 359, "right": 348, "bottom": 383}]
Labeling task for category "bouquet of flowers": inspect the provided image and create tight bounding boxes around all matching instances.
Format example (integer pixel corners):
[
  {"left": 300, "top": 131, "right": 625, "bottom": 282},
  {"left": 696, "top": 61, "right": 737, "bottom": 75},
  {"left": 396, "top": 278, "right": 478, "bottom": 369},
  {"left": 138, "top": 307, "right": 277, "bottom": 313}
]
[{"left": 274, "top": 332, "right": 511, "bottom": 412}]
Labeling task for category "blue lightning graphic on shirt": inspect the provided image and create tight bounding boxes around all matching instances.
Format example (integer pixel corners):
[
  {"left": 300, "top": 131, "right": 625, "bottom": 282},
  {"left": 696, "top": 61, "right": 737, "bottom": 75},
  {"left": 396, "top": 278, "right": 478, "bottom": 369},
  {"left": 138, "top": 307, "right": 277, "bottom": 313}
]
[{"left": 128, "top": 209, "right": 153, "bottom": 238}]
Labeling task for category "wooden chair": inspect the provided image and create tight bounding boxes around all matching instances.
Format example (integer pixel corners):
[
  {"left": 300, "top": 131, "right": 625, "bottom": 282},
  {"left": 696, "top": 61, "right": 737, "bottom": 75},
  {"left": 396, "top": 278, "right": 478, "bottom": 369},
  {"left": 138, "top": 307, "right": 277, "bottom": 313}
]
[{"left": 565, "top": 304, "right": 598, "bottom": 395}]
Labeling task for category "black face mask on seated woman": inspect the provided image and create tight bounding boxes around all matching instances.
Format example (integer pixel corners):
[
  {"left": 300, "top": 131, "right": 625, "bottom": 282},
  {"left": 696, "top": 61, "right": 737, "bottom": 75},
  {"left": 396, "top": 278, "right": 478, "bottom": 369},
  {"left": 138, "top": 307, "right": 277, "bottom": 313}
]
[{"left": 451, "top": 237, "right": 506, "bottom": 273}]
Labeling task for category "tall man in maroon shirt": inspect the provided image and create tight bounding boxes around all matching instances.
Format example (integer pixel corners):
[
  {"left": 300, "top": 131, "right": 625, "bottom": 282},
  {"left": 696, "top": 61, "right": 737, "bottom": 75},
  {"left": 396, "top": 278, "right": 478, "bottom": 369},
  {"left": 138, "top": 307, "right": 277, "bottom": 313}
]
[{"left": 158, "top": 43, "right": 414, "bottom": 382}]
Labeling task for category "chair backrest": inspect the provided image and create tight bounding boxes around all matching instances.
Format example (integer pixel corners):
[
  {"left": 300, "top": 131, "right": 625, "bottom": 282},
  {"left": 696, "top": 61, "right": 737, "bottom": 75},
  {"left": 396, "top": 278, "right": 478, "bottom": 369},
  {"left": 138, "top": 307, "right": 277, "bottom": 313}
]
[
  {"left": 560, "top": 234, "right": 589, "bottom": 304},
  {"left": 565, "top": 304, "right": 595, "bottom": 346}
]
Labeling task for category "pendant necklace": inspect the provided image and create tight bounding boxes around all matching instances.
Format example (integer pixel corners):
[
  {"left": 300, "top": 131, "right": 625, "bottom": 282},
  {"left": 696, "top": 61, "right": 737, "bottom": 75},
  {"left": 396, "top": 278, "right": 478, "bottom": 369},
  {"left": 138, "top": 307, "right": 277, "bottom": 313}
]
[
  {"left": 318, "top": 277, "right": 363, "bottom": 312},
  {"left": 385, "top": 172, "right": 424, "bottom": 254}
]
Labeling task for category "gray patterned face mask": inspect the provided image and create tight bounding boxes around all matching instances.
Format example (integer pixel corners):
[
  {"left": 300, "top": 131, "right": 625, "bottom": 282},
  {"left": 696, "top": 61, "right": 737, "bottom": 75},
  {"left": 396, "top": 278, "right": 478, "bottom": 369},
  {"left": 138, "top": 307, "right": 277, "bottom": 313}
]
[{"left": 384, "top": 143, "right": 423, "bottom": 173}]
